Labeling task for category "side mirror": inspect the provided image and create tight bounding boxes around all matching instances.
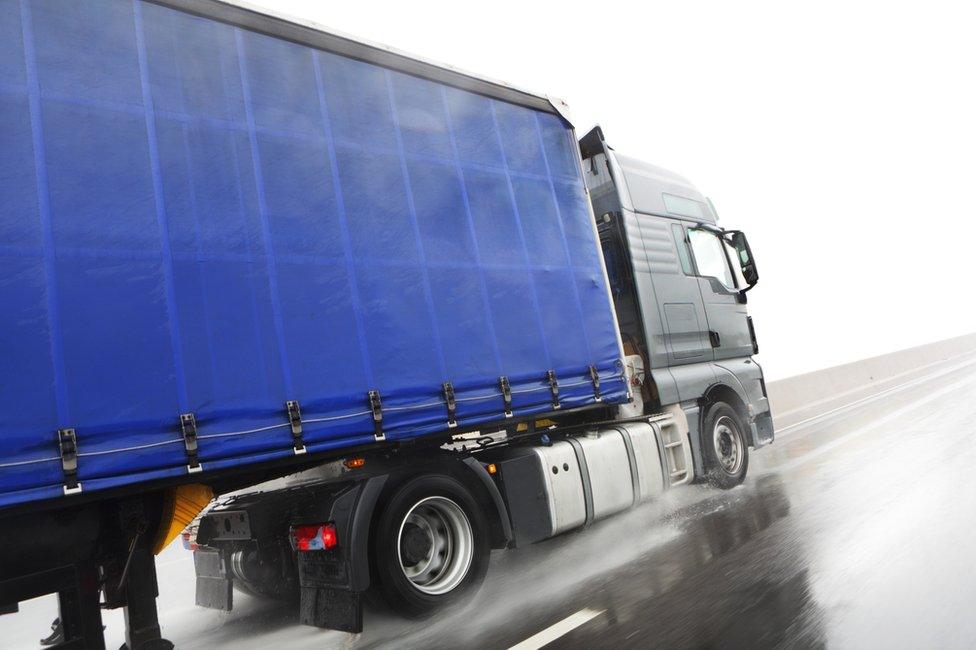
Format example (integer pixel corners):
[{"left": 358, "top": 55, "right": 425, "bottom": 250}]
[{"left": 725, "top": 230, "right": 758, "bottom": 290}]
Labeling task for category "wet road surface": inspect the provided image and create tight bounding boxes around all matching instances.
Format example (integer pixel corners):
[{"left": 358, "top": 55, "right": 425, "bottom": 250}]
[{"left": 6, "top": 354, "right": 976, "bottom": 648}]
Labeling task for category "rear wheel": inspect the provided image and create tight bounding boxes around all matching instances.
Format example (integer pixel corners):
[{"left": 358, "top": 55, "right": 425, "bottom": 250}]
[
  {"left": 371, "top": 475, "right": 489, "bottom": 618},
  {"left": 702, "top": 401, "right": 749, "bottom": 489}
]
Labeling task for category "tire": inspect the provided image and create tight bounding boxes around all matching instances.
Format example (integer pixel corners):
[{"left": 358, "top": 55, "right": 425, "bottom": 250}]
[
  {"left": 702, "top": 401, "right": 750, "bottom": 489},
  {"left": 371, "top": 474, "right": 490, "bottom": 618}
]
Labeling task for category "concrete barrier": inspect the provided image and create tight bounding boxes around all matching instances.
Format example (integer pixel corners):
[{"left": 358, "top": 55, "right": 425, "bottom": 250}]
[{"left": 766, "top": 332, "right": 976, "bottom": 428}]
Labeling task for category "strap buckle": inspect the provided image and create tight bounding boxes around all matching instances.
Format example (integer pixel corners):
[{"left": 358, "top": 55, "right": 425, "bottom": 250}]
[
  {"left": 499, "top": 376, "right": 513, "bottom": 418},
  {"left": 443, "top": 382, "right": 457, "bottom": 428},
  {"left": 589, "top": 365, "right": 602, "bottom": 402},
  {"left": 180, "top": 413, "right": 202, "bottom": 474},
  {"left": 58, "top": 428, "right": 82, "bottom": 495},
  {"left": 368, "top": 390, "right": 385, "bottom": 441},
  {"left": 286, "top": 400, "right": 306, "bottom": 455},
  {"left": 546, "top": 370, "right": 560, "bottom": 410}
]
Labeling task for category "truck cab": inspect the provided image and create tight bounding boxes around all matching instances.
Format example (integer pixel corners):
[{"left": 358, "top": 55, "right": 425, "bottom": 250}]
[{"left": 580, "top": 126, "right": 773, "bottom": 480}]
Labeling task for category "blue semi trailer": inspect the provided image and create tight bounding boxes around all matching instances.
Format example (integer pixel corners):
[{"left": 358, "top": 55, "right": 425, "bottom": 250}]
[{"left": 0, "top": 1, "right": 771, "bottom": 646}]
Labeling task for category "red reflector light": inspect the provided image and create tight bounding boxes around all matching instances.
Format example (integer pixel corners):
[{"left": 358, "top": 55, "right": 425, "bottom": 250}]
[
  {"left": 181, "top": 531, "right": 199, "bottom": 552},
  {"left": 290, "top": 523, "right": 338, "bottom": 551}
]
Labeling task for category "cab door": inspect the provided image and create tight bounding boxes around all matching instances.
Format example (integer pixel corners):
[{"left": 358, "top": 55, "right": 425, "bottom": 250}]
[
  {"left": 657, "top": 219, "right": 712, "bottom": 364},
  {"left": 685, "top": 226, "right": 754, "bottom": 360}
]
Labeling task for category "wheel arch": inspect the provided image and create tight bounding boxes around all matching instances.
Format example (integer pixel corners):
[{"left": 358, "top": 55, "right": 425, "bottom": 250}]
[
  {"left": 365, "top": 463, "right": 495, "bottom": 616},
  {"left": 363, "top": 453, "right": 512, "bottom": 557},
  {"left": 700, "top": 381, "right": 755, "bottom": 448}
]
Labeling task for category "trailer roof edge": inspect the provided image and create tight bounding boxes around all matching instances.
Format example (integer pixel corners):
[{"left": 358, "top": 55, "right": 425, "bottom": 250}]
[{"left": 147, "top": 0, "right": 564, "bottom": 116}]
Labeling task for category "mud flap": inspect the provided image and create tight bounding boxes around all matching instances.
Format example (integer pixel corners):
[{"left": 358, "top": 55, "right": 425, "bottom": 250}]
[
  {"left": 753, "top": 410, "right": 774, "bottom": 446},
  {"left": 299, "top": 586, "right": 362, "bottom": 633},
  {"left": 193, "top": 549, "right": 232, "bottom": 611}
]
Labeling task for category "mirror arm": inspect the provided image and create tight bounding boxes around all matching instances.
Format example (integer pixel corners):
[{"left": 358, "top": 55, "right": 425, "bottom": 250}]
[{"left": 695, "top": 223, "right": 725, "bottom": 236}]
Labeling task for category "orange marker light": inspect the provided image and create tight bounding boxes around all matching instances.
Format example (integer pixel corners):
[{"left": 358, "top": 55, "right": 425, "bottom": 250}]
[
  {"left": 486, "top": 463, "right": 497, "bottom": 475},
  {"left": 344, "top": 457, "right": 366, "bottom": 469}
]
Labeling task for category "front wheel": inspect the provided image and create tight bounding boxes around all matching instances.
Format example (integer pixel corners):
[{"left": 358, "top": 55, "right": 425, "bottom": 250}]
[
  {"left": 702, "top": 401, "right": 750, "bottom": 489},
  {"left": 371, "top": 475, "right": 490, "bottom": 618}
]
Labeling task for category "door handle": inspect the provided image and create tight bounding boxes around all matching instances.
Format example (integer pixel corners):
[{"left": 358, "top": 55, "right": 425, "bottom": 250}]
[{"left": 709, "top": 330, "right": 721, "bottom": 348}]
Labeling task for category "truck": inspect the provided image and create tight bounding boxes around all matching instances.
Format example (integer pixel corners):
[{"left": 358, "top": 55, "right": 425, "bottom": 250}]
[{"left": 0, "top": 0, "right": 772, "bottom": 646}]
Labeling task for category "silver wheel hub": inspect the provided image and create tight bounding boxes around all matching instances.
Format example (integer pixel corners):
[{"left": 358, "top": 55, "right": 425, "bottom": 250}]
[
  {"left": 397, "top": 496, "right": 473, "bottom": 595},
  {"left": 713, "top": 415, "right": 744, "bottom": 475}
]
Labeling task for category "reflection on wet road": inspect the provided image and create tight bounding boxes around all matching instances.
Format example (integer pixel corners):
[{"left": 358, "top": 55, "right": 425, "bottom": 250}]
[
  {"left": 6, "top": 359, "right": 976, "bottom": 649},
  {"left": 550, "top": 359, "right": 976, "bottom": 649}
]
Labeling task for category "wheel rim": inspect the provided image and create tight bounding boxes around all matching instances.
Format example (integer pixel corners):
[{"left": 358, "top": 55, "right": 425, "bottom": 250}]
[
  {"left": 713, "top": 415, "right": 744, "bottom": 475},
  {"left": 396, "top": 496, "right": 474, "bottom": 596}
]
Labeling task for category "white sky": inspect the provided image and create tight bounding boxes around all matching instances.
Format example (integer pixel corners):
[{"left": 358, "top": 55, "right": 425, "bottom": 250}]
[{"left": 253, "top": 0, "right": 976, "bottom": 379}]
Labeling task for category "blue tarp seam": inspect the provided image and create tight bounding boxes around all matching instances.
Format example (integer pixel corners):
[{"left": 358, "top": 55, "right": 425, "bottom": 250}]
[
  {"left": 385, "top": 69, "right": 449, "bottom": 381},
  {"left": 133, "top": 0, "right": 190, "bottom": 412},
  {"left": 233, "top": 26, "right": 295, "bottom": 397},
  {"left": 487, "top": 100, "right": 553, "bottom": 368},
  {"left": 310, "top": 47, "right": 376, "bottom": 388},
  {"left": 438, "top": 84, "right": 505, "bottom": 375},
  {"left": 0, "top": 88, "right": 582, "bottom": 188},
  {"left": 19, "top": 0, "right": 69, "bottom": 425},
  {"left": 532, "top": 111, "right": 594, "bottom": 362}
]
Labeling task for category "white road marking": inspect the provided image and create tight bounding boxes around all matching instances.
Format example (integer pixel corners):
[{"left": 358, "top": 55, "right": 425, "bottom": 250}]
[{"left": 509, "top": 608, "right": 605, "bottom": 650}]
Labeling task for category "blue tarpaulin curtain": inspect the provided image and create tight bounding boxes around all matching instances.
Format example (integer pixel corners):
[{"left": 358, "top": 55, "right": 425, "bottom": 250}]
[{"left": 0, "top": 0, "right": 627, "bottom": 508}]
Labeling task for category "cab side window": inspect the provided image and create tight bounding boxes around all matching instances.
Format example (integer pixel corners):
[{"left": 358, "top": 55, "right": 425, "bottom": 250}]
[{"left": 688, "top": 228, "right": 736, "bottom": 290}]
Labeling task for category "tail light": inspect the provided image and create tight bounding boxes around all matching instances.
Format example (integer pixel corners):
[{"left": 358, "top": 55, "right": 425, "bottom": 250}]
[
  {"left": 181, "top": 530, "right": 199, "bottom": 552},
  {"left": 290, "top": 523, "right": 338, "bottom": 552}
]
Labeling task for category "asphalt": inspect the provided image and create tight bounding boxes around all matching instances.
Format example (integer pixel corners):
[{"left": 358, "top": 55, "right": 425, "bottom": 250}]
[{"left": 4, "top": 356, "right": 976, "bottom": 649}]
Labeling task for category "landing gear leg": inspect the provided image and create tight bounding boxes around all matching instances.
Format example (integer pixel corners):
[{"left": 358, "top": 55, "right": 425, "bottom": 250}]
[
  {"left": 120, "top": 545, "right": 173, "bottom": 650},
  {"left": 59, "top": 562, "right": 104, "bottom": 647}
]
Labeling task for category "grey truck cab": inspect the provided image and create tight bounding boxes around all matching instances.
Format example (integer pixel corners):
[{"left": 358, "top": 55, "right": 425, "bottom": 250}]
[{"left": 580, "top": 126, "right": 773, "bottom": 484}]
